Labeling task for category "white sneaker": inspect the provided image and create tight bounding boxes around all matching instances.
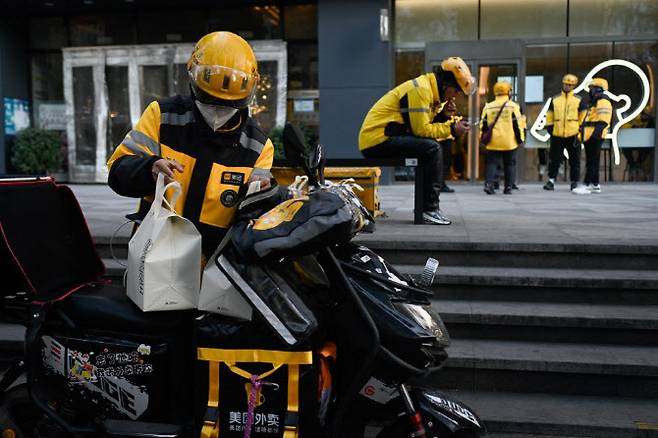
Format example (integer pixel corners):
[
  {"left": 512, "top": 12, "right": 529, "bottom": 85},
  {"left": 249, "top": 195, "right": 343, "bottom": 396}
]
[
  {"left": 572, "top": 185, "right": 591, "bottom": 195},
  {"left": 591, "top": 184, "right": 601, "bottom": 194},
  {"left": 423, "top": 210, "right": 451, "bottom": 225}
]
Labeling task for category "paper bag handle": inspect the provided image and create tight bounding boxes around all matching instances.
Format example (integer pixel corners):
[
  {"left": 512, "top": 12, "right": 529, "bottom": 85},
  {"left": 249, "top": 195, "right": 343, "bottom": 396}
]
[{"left": 153, "top": 172, "right": 183, "bottom": 217}]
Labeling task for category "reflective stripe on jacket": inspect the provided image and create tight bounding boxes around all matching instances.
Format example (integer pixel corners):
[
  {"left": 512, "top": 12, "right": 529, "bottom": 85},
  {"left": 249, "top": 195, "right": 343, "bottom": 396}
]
[
  {"left": 581, "top": 97, "right": 612, "bottom": 142},
  {"left": 358, "top": 73, "right": 452, "bottom": 151},
  {"left": 479, "top": 96, "right": 525, "bottom": 151},
  {"left": 107, "top": 95, "right": 274, "bottom": 254},
  {"left": 545, "top": 91, "right": 584, "bottom": 138}
]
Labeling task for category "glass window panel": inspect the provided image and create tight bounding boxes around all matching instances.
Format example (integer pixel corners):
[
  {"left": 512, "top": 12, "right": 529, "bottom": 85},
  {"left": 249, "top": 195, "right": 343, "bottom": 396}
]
[
  {"left": 395, "top": 0, "right": 478, "bottom": 44},
  {"left": 30, "top": 17, "right": 67, "bottom": 49},
  {"left": 173, "top": 64, "right": 190, "bottom": 96},
  {"left": 395, "top": 50, "right": 425, "bottom": 85},
  {"left": 136, "top": 10, "right": 207, "bottom": 44},
  {"left": 611, "top": 41, "right": 657, "bottom": 181},
  {"left": 72, "top": 67, "right": 96, "bottom": 166},
  {"left": 284, "top": 5, "right": 317, "bottom": 40},
  {"left": 106, "top": 66, "right": 131, "bottom": 160},
  {"left": 524, "top": 44, "right": 568, "bottom": 182},
  {"left": 208, "top": 6, "right": 282, "bottom": 40},
  {"left": 140, "top": 65, "right": 169, "bottom": 110},
  {"left": 31, "top": 53, "right": 64, "bottom": 102},
  {"left": 288, "top": 42, "right": 318, "bottom": 90},
  {"left": 568, "top": 43, "right": 613, "bottom": 85},
  {"left": 481, "top": 0, "right": 567, "bottom": 39},
  {"left": 250, "top": 61, "right": 278, "bottom": 133},
  {"left": 569, "top": 0, "right": 658, "bottom": 37},
  {"left": 70, "top": 14, "right": 135, "bottom": 46}
]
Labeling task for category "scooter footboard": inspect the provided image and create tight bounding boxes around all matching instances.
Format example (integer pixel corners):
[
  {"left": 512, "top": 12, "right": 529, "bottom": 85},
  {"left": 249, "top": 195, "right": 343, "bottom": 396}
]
[{"left": 410, "top": 387, "right": 486, "bottom": 437}]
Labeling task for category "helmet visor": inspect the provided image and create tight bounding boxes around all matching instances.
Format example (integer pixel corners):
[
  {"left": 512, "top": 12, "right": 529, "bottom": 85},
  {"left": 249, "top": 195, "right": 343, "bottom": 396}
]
[
  {"left": 189, "top": 63, "right": 259, "bottom": 103},
  {"left": 460, "top": 76, "right": 477, "bottom": 96}
]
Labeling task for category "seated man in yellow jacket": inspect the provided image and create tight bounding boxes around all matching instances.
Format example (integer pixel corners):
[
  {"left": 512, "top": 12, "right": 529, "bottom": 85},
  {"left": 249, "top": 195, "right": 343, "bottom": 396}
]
[
  {"left": 543, "top": 74, "right": 586, "bottom": 192},
  {"left": 358, "top": 57, "right": 473, "bottom": 225},
  {"left": 107, "top": 32, "right": 275, "bottom": 257},
  {"left": 480, "top": 81, "right": 525, "bottom": 195},
  {"left": 572, "top": 78, "right": 613, "bottom": 195}
]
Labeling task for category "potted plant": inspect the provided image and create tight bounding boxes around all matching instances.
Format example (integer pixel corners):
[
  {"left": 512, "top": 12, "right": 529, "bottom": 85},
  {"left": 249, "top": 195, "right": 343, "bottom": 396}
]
[{"left": 10, "top": 128, "right": 64, "bottom": 179}]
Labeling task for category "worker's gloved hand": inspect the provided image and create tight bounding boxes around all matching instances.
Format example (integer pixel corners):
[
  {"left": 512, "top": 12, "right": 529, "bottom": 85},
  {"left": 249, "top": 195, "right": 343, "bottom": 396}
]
[
  {"left": 247, "top": 175, "right": 272, "bottom": 191},
  {"left": 452, "top": 120, "right": 470, "bottom": 137},
  {"left": 152, "top": 158, "right": 184, "bottom": 184}
]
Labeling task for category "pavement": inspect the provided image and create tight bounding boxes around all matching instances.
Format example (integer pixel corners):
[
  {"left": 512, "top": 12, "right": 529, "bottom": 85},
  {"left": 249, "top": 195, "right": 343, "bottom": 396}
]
[{"left": 69, "top": 181, "right": 658, "bottom": 246}]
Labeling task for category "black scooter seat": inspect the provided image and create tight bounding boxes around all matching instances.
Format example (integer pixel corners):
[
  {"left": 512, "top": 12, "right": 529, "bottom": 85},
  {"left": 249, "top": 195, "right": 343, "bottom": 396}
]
[{"left": 53, "top": 283, "right": 196, "bottom": 334}]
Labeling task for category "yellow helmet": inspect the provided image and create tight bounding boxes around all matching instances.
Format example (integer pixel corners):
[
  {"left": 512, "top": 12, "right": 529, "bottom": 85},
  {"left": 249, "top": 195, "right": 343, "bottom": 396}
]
[
  {"left": 187, "top": 32, "right": 259, "bottom": 109},
  {"left": 440, "top": 57, "right": 476, "bottom": 96},
  {"left": 562, "top": 74, "right": 578, "bottom": 86},
  {"left": 589, "top": 77, "right": 608, "bottom": 90},
  {"left": 493, "top": 81, "right": 512, "bottom": 96}
]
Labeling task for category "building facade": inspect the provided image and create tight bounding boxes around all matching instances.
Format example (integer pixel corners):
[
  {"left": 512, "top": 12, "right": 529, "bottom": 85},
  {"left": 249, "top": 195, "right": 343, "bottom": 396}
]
[{"left": 1, "top": 0, "right": 656, "bottom": 183}]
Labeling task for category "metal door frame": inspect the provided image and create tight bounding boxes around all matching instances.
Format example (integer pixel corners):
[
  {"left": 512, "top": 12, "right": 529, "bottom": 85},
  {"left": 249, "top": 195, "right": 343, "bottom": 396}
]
[{"left": 426, "top": 40, "right": 526, "bottom": 182}]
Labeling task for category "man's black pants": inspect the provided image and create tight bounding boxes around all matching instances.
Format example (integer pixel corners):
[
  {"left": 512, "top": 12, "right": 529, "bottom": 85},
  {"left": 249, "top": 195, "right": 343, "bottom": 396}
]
[
  {"left": 548, "top": 135, "right": 580, "bottom": 182},
  {"left": 485, "top": 149, "right": 516, "bottom": 188},
  {"left": 584, "top": 137, "right": 604, "bottom": 186},
  {"left": 363, "top": 135, "right": 442, "bottom": 211}
]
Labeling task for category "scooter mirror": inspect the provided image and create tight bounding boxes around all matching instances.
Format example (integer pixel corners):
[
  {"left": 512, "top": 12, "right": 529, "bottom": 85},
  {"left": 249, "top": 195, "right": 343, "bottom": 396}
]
[
  {"left": 307, "top": 144, "right": 325, "bottom": 184},
  {"left": 283, "top": 123, "right": 307, "bottom": 165}
]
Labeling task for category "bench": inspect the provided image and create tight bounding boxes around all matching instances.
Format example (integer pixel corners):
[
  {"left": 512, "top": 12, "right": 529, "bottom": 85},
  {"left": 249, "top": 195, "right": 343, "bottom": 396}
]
[{"left": 273, "top": 157, "right": 425, "bottom": 224}]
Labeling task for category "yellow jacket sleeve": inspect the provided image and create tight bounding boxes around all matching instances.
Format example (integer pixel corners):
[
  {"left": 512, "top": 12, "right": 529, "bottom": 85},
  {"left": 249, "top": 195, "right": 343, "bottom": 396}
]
[
  {"left": 514, "top": 105, "right": 526, "bottom": 142},
  {"left": 406, "top": 86, "right": 453, "bottom": 140},
  {"left": 253, "top": 139, "right": 274, "bottom": 172},
  {"left": 545, "top": 106, "right": 554, "bottom": 127},
  {"left": 107, "top": 101, "right": 162, "bottom": 170}
]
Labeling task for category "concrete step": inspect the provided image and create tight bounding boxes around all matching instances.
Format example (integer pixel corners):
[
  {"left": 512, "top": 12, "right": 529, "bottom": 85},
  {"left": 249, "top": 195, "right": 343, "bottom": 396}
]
[
  {"left": 357, "top": 240, "right": 658, "bottom": 271},
  {"left": 440, "top": 389, "right": 658, "bottom": 438},
  {"left": 398, "top": 265, "right": 658, "bottom": 291},
  {"left": 430, "top": 339, "right": 658, "bottom": 398},
  {"left": 435, "top": 300, "right": 658, "bottom": 345}
]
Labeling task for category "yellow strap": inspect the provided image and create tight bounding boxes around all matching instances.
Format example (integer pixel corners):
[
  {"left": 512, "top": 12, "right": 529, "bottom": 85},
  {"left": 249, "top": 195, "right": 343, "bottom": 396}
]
[
  {"left": 283, "top": 364, "right": 300, "bottom": 438},
  {"left": 198, "top": 348, "right": 313, "bottom": 365},
  {"left": 200, "top": 361, "right": 220, "bottom": 438},
  {"left": 225, "top": 362, "right": 284, "bottom": 381}
]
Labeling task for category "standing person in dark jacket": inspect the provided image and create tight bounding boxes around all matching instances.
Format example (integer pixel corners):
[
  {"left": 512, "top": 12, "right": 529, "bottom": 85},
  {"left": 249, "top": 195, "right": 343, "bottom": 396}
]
[
  {"left": 572, "top": 78, "right": 613, "bottom": 194},
  {"left": 542, "top": 74, "right": 586, "bottom": 192},
  {"left": 358, "top": 57, "right": 474, "bottom": 225},
  {"left": 107, "top": 32, "right": 276, "bottom": 257}
]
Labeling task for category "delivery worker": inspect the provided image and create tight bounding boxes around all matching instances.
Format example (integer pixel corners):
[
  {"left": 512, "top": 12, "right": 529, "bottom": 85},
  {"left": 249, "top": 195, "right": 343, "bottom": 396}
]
[
  {"left": 480, "top": 81, "right": 525, "bottom": 195},
  {"left": 543, "top": 74, "right": 586, "bottom": 191},
  {"left": 572, "top": 78, "right": 613, "bottom": 194},
  {"left": 358, "top": 57, "right": 474, "bottom": 225},
  {"left": 107, "top": 31, "right": 275, "bottom": 257}
]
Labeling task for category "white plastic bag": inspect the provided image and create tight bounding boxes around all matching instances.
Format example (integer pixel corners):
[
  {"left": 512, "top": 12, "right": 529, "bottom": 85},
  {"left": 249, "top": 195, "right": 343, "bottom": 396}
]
[
  {"left": 198, "top": 229, "right": 253, "bottom": 321},
  {"left": 126, "top": 173, "right": 201, "bottom": 311}
]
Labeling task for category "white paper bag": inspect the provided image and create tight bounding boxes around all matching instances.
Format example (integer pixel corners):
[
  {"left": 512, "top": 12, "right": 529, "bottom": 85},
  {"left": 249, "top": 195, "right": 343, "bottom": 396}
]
[
  {"left": 126, "top": 173, "right": 202, "bottom": 311},
  {"left": 198, "top": 229, "right": 253, "bottom": 320}
]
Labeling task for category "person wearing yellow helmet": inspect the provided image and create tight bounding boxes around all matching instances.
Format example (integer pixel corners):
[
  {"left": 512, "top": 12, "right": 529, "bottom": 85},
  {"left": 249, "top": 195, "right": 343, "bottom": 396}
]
[
  {"left": 107, "top": 32, "right": 276, "bottom": 257},
  {"left": 358, "top": 57, "right": 474, "bottom": 225},
  {"left": 572, "top": 77, "right": 612, "bottom": 194},
  {"left": 480, "top": 81, "right": 525, "bottom": 195},
  {"left": 543, "top": 73, "right": 587, "bottom": 192}
]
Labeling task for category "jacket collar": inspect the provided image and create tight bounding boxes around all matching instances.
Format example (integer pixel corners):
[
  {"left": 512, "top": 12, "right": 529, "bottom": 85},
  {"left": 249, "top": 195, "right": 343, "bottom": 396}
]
[
  {"left": 495, "top": 95, "right": 510, "bottom": 103},
  {"left": 425, "top": 73, "right": 441, "bottom": 103}
]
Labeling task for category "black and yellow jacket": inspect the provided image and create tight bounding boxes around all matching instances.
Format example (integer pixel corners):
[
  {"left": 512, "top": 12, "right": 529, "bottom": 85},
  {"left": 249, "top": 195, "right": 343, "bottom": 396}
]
[
  {"left": 480, "top": 96, "right": 525, "bottom": 151},
  {"left": 580, "top": 96, "right": 612, "bottom": 142},
  {"left": 545, "top": 91, "right": 585, "bottom": 138},
  {"left": 107, "top": 95, "right": 274, "bottom": 255},
  {"left": 358, "top": 73, "right": 453, "bottom": 151}
]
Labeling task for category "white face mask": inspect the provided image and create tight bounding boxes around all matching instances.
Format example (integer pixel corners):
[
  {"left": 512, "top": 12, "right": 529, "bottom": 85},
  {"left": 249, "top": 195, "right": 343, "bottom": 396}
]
[{"left": 195, "top": 101, "right": 238, "bottom": 131}]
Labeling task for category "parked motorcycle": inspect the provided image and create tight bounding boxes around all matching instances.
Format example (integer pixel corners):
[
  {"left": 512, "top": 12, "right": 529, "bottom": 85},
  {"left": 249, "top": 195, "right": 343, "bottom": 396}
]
[{"left": 0, "top": 124, "right": 484, "bottom": 438}]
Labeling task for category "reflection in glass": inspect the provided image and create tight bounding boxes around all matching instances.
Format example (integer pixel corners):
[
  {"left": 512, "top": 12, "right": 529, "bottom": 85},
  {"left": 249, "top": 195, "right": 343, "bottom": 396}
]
[
  {"left": 250, "top": 61, "right": 278, "bottom": 133},
  {"left": 395, "top": 0, "right": 477, "bottom": 44},
  {"left": 106, "top": 66, "right": 131, "bottom": 160},
  {"left": 569, "top": 0, "right": 658, "bottom": 37},
  {"left": 73, "top": 67, "right": 96, "bottom": 166},
  {"left": 481, "top": 0, "right": 567, "bottom": 39},
  {"left": 140, "top": 65, "right": 169, "bottom": 110}
]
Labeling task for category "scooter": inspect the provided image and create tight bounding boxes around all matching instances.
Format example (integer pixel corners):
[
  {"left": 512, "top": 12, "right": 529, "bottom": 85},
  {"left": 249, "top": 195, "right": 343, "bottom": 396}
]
[{"left": 0, "top": 123, "right": 484, "bottom": 438}]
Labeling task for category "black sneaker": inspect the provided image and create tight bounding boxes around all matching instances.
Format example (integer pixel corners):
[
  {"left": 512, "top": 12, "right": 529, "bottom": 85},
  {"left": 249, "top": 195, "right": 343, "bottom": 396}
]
[
  {"left": 440, "top": 184, "right": 455, "bottom": 193},
  {"left": 543, "top": 181, "right": 554, "bottom": 191},
  {"left": 570, "top": 182, "right": 578, "bottom": 191},
  {"left": 423, "top": 210, "right": 451, "bottom": 225},
  {"left": 504, "top": 186, "right": 512, "bottom": 195},
  {"left": 511, "top": 183, "right": 519, "bottom": 190},
  {"left": 483, "top": 183, "right": 496, "bottom": 195}
]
